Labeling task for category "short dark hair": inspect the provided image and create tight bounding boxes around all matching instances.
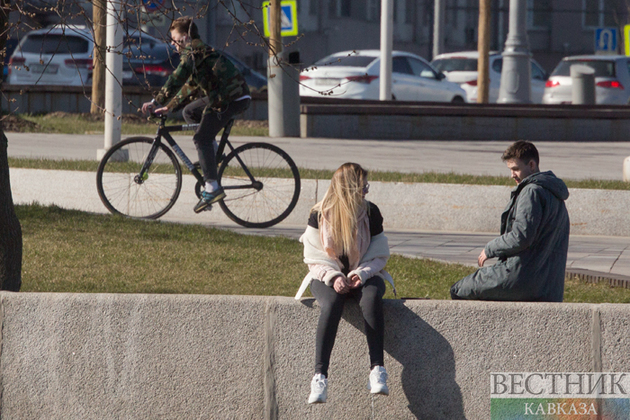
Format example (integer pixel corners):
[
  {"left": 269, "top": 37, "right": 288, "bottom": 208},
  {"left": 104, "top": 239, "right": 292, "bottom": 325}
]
[
  {"left": 170, "top": 17, "right": 200, "bottom": 39},
  {"left": 502, "top": 140, "right": 539, "bottom": 165}
]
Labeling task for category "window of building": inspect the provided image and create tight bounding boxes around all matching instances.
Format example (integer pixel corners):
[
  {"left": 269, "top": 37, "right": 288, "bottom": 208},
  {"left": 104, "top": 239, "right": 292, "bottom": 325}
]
[
  {"left": 367, "top": 0, "right": 379, "bottom": 21},
  {"left": 583, "top": 0, "right": 617, "bottom": 28},
  {"left": 309, "top": 0, "right": 318, "bottom": 16},
  {"left": 423, "top": 0, "right": 432, "bottom": 26},
  {"left": 528, "top": 0, "right": 551, "bottom": 29},
  {"left": 406, "top": 0, "right": 414, "bottom": 24},
  {"left": 329, "top": 0, "right": 351, "bottom": 18},
  {"left": 445, "top": 0, "right": 458, "bottom": 28}
]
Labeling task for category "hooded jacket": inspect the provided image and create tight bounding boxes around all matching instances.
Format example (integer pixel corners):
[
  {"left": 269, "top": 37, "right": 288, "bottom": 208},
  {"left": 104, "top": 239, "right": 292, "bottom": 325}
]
[{"left": 450, "top": 171, "right": 570, "bottom": 302}]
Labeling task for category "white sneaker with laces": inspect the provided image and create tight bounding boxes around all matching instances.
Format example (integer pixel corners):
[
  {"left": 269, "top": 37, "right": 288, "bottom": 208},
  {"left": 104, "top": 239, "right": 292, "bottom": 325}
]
[
  {"left": 368, "top": 366, "right": 389, "bottom": 395},
  {"left": 308, "top": 373, "right": 328, "bottom": 404}
]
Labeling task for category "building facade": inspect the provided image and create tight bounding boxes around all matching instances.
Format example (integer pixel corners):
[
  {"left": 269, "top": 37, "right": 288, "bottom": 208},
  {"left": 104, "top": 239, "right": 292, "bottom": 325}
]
[{"left": 208, "top": 0, "right": 629, "bottom": 74}]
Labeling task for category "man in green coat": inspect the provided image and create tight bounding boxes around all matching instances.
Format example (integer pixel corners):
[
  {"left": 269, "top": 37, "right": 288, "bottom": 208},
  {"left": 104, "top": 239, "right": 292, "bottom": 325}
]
[
  {"left": 142, "top": 17, "right": 251, "bottom": 213},
  {"left": 450, "top": 141, "right": 570, "bottom": 302}
]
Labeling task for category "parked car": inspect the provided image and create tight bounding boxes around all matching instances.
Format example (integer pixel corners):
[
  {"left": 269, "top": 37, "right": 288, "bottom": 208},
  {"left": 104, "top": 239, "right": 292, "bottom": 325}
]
[
  {"left": 216, "top": 49, "right": 267, "bottom": 93},
  {"left": 299, "top": 50, "right": 467, "bottom": 102},
  {"left": 8, "top": 25, "right": 94, "bottom": 86},
  {"left": 124, "top": 41, "right": 267, "bottom": 91},
  {"left": 431, "top": 51, "right": 548, "bottom": 103},
  {"left": 122, "top": 34, "right": 179, "bottom": 87},
  {"left": 8, "top": 27, "right": 266, "bottom": 93},
  {"left": 542, "top": 55, "right": 630, "bottom": 105},
  {"left": 2, "top": 38, "right": 18, "bottom": 81}
]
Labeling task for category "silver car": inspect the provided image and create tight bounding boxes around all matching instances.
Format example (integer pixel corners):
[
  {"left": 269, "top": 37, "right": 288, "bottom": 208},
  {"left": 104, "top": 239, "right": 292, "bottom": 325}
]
[
  {"left": 543, "top": 55, "right": 630, "bottom": 105},
  {"left": 431, "top": 50, "right": 548, "bottom": 103},
  {"left": 300, "top": 50, "right": 467, "bottom": 103},
  {"left": 8, "top": 25, "right": 94, "bottom": 86}
]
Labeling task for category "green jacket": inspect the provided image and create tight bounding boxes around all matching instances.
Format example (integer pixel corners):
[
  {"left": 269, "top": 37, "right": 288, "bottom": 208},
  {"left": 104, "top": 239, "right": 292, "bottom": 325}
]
[
  {"left": 451, "top": 171, "right": 570, "bottom": 302},
  {"left": 154, "top": 38, "right": 249, "bottom": 113}
]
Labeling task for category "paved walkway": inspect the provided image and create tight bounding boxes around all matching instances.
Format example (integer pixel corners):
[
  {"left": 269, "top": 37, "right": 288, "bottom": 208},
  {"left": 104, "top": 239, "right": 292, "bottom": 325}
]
[
  {"left": 7, "top": 132, "right": 630, "bottom": 180},
  {"left": 210, "top": 223, "right": 630, "bottom": 281},
  {"left": 7, "top": 132, "right": 630, "bottom": 282}
]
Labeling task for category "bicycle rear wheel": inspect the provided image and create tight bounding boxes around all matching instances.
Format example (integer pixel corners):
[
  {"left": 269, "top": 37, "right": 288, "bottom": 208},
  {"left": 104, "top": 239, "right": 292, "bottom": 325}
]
[
  {"left": 218, "top": 142, "right": 300, "bottom": 228},
  {"left": 96, "top": 136, "right": 182, "bottom": 219}
]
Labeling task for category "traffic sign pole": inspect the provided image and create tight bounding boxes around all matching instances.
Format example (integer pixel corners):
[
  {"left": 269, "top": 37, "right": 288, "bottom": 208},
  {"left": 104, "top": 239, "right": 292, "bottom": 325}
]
[{"left": 267, "top": 0, "right": 300, "bottom": 137}]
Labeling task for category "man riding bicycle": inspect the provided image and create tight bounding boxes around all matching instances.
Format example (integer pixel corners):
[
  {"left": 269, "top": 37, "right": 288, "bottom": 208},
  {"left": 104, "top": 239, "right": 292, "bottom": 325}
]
[{"left": 142, "top": 16, "right": 251, "bottom": 213}]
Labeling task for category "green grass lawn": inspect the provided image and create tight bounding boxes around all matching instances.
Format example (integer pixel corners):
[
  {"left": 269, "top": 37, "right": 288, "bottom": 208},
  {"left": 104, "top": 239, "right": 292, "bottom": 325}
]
[
  {"left": 12, "top": 112, "right": 269, "bottom": 137},
  {"left": 8, "top": 157, "right": 630, "bottom": 191},
  {"left": 15, "top": 204, "right": 630, "bottom": 303}
]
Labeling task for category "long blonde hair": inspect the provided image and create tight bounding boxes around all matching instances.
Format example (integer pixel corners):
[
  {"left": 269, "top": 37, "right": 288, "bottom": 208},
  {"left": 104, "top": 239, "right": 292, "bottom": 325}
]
[{"left": 313, "top": 163, "right": 368, "bottom": 256}]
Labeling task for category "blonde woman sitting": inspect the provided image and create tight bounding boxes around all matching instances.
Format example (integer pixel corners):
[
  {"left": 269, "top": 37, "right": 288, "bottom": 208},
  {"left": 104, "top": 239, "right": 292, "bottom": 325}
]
[{"left": 295, "top": 162, "right": 394, "bottom": 404}]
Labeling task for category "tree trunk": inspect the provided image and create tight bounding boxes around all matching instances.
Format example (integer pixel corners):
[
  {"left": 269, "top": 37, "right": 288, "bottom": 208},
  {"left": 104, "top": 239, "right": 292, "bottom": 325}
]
[
  {"left": 91, "top": 0, "right": 107, "bottom": 113},
  {"left": 0, "top": 131, "right": 22, "bottom": 291},
  {"left": 0, "top": 0, "right": 22, "bottom": 291},
  {"left": 477, "top": 0, "right": 492, "bottom": 103}
]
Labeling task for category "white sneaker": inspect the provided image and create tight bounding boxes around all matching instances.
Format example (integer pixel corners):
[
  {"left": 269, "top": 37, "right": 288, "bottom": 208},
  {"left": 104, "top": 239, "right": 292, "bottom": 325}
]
[
  {"left": 308, "top": 373, "right": 328, "bottom": 404},
  {"left": 368, "top": 366, "right": 389, "bottom": 395}
]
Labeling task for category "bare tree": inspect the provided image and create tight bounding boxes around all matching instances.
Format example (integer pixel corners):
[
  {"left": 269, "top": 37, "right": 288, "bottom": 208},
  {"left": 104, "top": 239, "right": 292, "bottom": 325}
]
[{"left": 0, "top": 0, "right": 22, "bottom": 291}]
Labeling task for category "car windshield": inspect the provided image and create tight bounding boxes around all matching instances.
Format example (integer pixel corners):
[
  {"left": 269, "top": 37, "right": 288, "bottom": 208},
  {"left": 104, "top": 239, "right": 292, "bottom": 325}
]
[
  {"left": 19, "top": 34, "right": 89, "bottom": 54},
  {"left": 551, "top": 60, "right": 616, "bottom": 78},
  {"left": 432, "top": 58, "right": 477, "bottom": 72},
  {"left": 313, "top": 55, "right": 376, "bottom": 68}
]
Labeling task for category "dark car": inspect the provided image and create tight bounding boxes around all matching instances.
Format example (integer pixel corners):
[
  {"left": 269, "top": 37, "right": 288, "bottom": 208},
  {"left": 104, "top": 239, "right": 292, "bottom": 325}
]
[
  {"left": 215, "top": 49, "right": 267, "bottom": 93},
  {"left": 122, "top": 34, "right": 179, "bottom": 87},
  {"left": 122, "top": 35, "right": 267, "bottom": 92}
]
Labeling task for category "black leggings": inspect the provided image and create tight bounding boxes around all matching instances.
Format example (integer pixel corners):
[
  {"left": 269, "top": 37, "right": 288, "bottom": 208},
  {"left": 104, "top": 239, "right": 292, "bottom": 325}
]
[
  {"left": 310, "top": 276, "right": 386, "bottom": 377},
  {"left": 182, "top": 97, "right": 251, "bottom": 182}
]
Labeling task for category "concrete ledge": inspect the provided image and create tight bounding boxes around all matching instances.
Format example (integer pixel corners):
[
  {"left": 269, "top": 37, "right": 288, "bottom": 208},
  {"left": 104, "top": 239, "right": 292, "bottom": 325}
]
[
  {"left": 0, "top": 293, "right": 621, "bottom": 419},
  {"left": 300, "top": 102, "right": 630, "bottom": 141}
]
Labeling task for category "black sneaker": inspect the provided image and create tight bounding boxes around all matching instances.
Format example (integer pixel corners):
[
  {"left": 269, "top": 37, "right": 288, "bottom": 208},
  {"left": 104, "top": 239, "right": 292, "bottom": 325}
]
[{"left": 194, "top": 188, "right": 226, "bottom": 213}]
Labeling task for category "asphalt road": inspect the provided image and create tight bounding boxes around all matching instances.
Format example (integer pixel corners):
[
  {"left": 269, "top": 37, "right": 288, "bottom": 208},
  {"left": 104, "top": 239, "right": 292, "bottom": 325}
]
[{"left": 7, "top": 132, "right": 630, "bottom": 180}]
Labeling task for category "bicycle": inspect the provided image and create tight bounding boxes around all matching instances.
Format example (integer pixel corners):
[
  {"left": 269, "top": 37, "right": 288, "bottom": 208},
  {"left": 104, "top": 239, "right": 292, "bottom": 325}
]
[{"left": 96, "top": 114, "right": 301, "bottom": 228}]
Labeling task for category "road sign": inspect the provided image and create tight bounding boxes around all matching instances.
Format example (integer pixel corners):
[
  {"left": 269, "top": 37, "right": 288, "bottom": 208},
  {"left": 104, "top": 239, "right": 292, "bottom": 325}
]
[
  {"left": 262, "top": 0, "right": 298, "bottom": 37},
  {"left": 625, "top": 25, "right": 630, "bottom": 56},
  {"left": 595, "top": 27, "right": 618, "bottom": 55},
  {"left": 142, "top": 0, "right": 164, "bottom": 13}
]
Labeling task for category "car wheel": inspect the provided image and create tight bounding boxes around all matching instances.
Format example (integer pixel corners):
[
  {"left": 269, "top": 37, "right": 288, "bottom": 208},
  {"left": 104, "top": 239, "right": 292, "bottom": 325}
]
[{"left": 451, "top": 96, "right": 465, "bottom": 103}]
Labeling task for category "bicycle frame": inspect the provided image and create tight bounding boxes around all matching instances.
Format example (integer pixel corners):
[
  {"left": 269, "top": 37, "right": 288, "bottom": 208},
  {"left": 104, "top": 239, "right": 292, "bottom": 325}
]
[{"left": 141, "top": 116, "right": 260, "bottom": 192}]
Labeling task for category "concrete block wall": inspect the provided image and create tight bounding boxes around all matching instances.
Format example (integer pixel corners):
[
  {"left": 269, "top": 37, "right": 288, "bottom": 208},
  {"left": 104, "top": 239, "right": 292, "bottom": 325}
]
[
  {"left": 0, "top": 293, "right": 622, "bottom": 419},
  {"left": 300, "top": 103, "right": 630, "bottom": 142},
  {"left": 0, "top": 85, "right": 268, "bottom": 120}
]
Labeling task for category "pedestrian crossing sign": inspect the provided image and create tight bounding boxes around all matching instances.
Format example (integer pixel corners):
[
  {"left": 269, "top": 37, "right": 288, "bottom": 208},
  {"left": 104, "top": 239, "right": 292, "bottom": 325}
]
[{"left": 262, "top": 0, "right": 298, "bottom": 37}]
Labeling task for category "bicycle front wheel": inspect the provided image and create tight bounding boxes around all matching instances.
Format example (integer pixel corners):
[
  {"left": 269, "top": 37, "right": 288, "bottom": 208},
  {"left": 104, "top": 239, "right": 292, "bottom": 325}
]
[
  {"left": 96, "top": 136, "right": 182, "bottom": 219},
  {"left": 218, "top": 142, "right": 301, "bottom": 228}
]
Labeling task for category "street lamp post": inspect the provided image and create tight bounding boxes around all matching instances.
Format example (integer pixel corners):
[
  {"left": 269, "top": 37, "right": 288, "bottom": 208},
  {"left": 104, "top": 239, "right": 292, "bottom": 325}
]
[{"left": 497, "top": 0, "right": 531, "bottom": 103}]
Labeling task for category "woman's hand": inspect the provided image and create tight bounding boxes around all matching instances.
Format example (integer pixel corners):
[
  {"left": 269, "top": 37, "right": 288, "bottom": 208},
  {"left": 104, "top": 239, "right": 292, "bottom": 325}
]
[
  {"left": 333, "top": 276, "right": 349, "bottom": 294},
  {"left": 348, "top": 274, "right": 362, "bottom": 289}
]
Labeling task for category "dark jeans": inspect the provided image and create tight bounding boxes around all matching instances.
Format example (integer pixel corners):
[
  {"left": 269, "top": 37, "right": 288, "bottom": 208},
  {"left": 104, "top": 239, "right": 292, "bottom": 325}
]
[
  {"left": 310, "top": 276, "right": 386, "bottom": 377},
  {"left": 182, "top": 97, "right": 251, "bottom": 182}
]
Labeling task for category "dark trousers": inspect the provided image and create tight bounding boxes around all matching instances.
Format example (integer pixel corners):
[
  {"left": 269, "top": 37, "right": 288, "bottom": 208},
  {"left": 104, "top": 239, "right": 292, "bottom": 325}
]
[
  {"left": 310, "top": 276, "right": 386, "bottom": 377},
  {"left": 182, "top": 97, "right": 251, "bottom": 182}
]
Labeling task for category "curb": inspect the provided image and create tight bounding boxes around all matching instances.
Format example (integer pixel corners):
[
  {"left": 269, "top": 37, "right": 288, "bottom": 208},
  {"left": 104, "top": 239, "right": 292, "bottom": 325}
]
[{"left": 566, "top": 268, "right": 630, "bottom": 290}]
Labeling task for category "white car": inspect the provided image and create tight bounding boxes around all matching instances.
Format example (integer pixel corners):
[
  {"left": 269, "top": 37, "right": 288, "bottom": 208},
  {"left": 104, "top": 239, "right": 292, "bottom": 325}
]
[
  {"left": 8, "top": 25, "right": 94, "bottom": 86},
  {"left": 299, "top": 50, "right": 467, "bottom": 102},
  {"left": 543, "top": 55, "right": 630, "bottom": 105},
  {"left": 431, "top": 51, "right": 548, "bottom": 103}
]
